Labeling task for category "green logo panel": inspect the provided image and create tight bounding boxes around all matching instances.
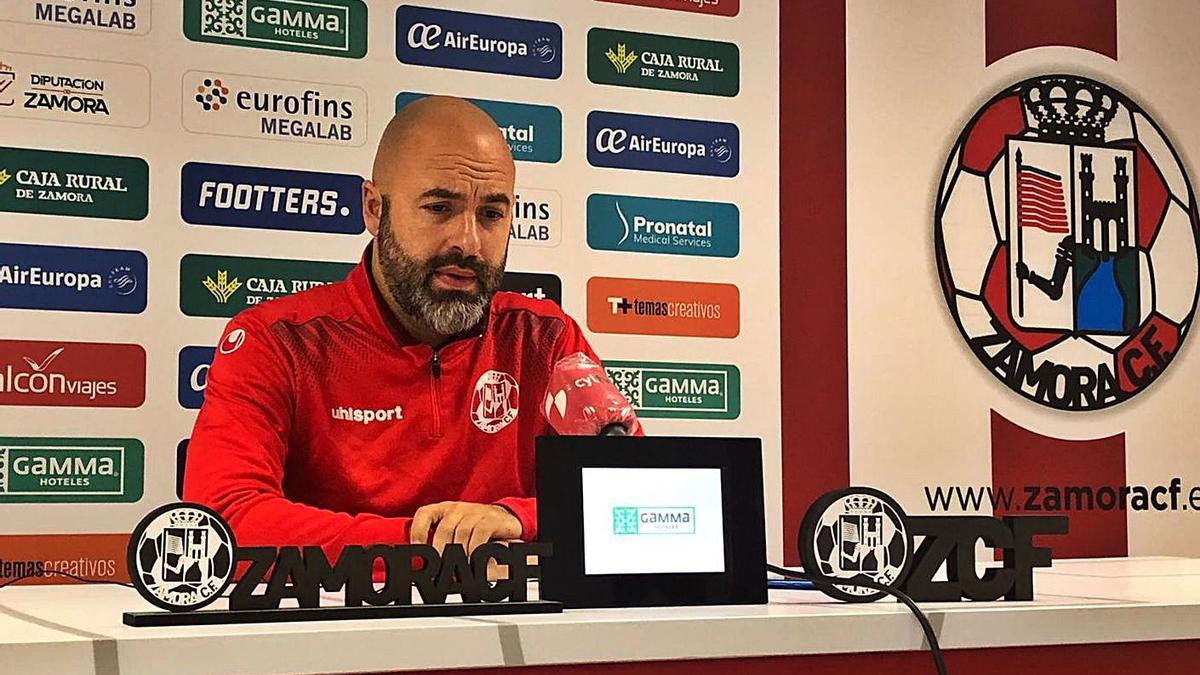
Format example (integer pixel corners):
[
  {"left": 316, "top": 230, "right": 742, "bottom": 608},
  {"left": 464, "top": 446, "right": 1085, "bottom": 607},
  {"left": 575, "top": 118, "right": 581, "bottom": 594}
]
[
  {"left": 606, "top": 361, "right": 740, "bottom": 420},
  {"left": 0, "top": 437, "right": 144, "bottom": 503},
  {"left": 184, "top": 0, "right": 368, "bottom": 58},
  {"left": 0, "top": 146, "right": 148, "bottom": 220},
  {"left": 587, "top": 27, "right": 739, "bottom": 97},
  {"left": 180, "top": 253, "right": 354, "bottom": 317}
]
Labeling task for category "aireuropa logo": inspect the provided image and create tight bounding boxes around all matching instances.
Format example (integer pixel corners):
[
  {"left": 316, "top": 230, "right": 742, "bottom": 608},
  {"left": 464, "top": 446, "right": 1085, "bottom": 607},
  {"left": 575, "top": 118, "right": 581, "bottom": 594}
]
[
  {"left": 0, "top": 340, "right": 145, "bottom": 408},
  {"left": 181, "top": 162, "right": 364, "bottom": 234},
  {"left": 511, "top": 188, "right": 561, "bottom": 247},
  {"left": 588, "top": 111, "right": 738, "bottom": 177},
  {"left": 588, "top": 277, "right": 740, "bottom": 338},
  {"left": 605, "top": 361, "right": 740, "bottom": 419},
  {"left": 500, "top": 271, "right": 562, "bottom": 305},
  {"left": 181, "top": 71, "right": 366, "bottom": 147},
  {"left": 184, "top": 0, "right": 367, "bottom": 58},
  {"left": 596, "top": 0, "right": 739, "bottom": 17},
  {"left": 396, "top": 93, "right": 561, "bottom": 164},
  {"left": 0, "top": 52, "right": 149, "bottom": 127},
  {"left": 612, "top": 506, "right": 696, "bottom": 535},
  {"left": 0, "top": 242, "right": 146, "bottom": 314},
  {"left": 180, "top": 253, "right": 354, "bottom": 317},
  {"left": 0, "top": 0, "right": 149, "bottom": 34},
  {"left": 588, "top": 28, "right": 739, "bottom": 97},
  {"left": 0, "top": 438, "right": 144, "bottom": 503},
  {"left": 178, "top": 346, "right": 214, "bottom": 410},
  {"left": 396, "top": 5, "right": 561, "bottom": 79},
  {"left": 0, "top": 146, "right": 148, "bottom": 220},
  {"left": 587, "top": 193, "right": 739, "bottom": 258}
]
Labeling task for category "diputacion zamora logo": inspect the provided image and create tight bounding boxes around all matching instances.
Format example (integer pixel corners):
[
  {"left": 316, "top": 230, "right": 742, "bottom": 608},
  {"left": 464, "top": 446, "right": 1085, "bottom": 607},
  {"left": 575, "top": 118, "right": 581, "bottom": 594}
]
[{"left": 395, "top": 5, "right": 561, "bottom": 79}]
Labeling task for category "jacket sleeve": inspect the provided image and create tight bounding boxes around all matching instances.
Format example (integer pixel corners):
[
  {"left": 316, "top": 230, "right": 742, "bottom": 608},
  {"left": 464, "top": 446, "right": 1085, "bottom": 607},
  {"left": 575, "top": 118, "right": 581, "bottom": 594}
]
[
  {"left": 493, "top": 312, "right": 642, "bottom": 540},
  {"left": 183, "top": 314, "right": 413, "bottom": 561}
]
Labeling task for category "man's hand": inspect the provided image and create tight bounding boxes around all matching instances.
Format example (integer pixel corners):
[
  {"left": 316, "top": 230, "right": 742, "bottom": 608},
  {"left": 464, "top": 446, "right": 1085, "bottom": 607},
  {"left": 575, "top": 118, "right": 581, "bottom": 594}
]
[{"left": 410, "top": 502, "right": 523, "bottom": 555}]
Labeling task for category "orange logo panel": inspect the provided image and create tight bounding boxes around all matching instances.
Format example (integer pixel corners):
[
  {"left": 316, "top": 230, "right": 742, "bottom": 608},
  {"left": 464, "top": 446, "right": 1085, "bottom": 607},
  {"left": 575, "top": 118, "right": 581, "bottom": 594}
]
[
  {"left": 0, "top": 533, "right": 130, "bottom": 585},
  {"left": 587, "top": 277, "right": 740, "bottom": 338}
]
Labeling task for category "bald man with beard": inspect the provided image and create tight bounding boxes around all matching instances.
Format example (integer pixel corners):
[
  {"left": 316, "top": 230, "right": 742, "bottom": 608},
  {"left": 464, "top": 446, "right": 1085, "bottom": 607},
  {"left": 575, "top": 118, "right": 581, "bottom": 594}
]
[{"left": 184, "top": 96, "right": 603, "bottom": 561}]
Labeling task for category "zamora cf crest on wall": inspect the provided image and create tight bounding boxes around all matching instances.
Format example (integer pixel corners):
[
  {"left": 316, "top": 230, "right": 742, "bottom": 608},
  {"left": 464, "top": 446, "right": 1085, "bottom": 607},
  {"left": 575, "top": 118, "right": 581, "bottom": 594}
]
[{"left": 935, "top": 75, "right": 1200, "bottom": 411}]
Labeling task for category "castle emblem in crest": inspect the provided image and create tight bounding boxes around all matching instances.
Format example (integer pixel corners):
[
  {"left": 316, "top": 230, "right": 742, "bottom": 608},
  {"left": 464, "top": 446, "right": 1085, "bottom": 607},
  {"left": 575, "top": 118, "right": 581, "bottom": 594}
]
[{"left": 935, "top": 75, "right": 1199, "bottom": 410}]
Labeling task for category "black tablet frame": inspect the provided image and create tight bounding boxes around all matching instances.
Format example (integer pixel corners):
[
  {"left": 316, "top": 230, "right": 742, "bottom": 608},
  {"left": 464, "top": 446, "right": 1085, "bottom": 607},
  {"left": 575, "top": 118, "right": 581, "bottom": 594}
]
[{"left": 535, "top": 435, "right": 766, "bottom": 609}]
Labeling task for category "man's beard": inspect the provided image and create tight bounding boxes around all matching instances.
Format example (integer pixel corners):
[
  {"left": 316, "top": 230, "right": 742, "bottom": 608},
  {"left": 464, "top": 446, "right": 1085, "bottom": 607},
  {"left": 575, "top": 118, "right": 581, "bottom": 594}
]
[{"left": 375, "top": 203, "right": 506, "bottom": 336}]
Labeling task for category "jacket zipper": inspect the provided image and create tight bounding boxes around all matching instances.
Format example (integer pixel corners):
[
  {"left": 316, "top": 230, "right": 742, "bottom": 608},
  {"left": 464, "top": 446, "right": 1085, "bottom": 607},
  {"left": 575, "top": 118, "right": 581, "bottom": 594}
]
[{"left": 429, "top": 350, "right": 443, "bottom": 438}]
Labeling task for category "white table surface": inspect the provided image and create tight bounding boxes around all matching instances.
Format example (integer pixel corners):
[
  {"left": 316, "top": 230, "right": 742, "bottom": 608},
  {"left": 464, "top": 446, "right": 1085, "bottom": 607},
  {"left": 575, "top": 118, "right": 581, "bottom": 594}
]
[{"left": 3, "top": 556, "right": 1200, "bottom": 675}]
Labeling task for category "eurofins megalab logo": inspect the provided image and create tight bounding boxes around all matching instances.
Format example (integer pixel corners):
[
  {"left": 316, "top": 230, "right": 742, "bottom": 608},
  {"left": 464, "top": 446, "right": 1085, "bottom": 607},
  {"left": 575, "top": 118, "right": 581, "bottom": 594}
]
[{"left": 935, "top": 75, "right": 1199, "bottom": 411}]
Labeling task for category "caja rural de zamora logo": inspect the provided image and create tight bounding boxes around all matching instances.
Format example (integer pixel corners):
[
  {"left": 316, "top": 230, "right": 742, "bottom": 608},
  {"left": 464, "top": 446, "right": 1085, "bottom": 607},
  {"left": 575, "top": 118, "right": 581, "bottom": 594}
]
[{"left": 934, "top": 75, "right": 1199, "bottom": 411}]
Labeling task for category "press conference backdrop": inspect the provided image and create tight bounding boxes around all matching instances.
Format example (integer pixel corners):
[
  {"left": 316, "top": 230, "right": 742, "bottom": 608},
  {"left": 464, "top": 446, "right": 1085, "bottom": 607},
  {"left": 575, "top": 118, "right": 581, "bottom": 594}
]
[{"left": 0, "top": 0, "right": 782, "bottom": 583}]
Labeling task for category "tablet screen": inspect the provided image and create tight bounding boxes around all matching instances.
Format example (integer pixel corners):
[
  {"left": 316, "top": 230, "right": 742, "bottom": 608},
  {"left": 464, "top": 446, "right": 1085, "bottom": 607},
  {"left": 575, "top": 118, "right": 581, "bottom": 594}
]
[{"left": 580, "top": 467, "right": 725, "bottom": 575}]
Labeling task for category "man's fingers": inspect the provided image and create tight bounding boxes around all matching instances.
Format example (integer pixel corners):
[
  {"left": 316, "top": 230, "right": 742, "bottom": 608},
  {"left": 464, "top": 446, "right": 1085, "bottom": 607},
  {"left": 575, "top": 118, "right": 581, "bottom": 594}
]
[
  {"left": 466, "top": 521, "right": 497, "bottom": 557},
  {"left": 410, "top": 502, "right": 449, "bottom": 545},
  {"left": 431, "top": 509, "right": 466, "bottom": 553},
  {"left": 453, "top": 513, "right": 483, "bottom": 550}
]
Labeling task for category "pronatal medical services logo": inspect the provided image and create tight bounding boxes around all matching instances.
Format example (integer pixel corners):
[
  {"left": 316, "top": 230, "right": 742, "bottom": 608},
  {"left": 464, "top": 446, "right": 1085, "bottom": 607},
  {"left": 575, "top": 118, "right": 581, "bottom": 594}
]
[
  {"left": 182, "top": 71, "right": 366, "bottom": 146},
  {"left": 180, "top": 253, "right": 354, "bottom": 317},
  {"left": 935, "top": 75, "right": 1200, "bottom": 410},
  {"left": 588, "top": 111, "right": 738, "bottom": 177},
  {"left": 396, "top": 5, "right": 561, "bottom": 79},
  {"left": 587, "top": 193, "right": 739, "bottom": 258},
  {"left": 181, "top": 162, "right": 364, "bottom": 234},
  {"left": 184, "top": 0, "right": 367, "bottom": 58},
  {"left": 471, "top": 370, "right": 519, "bottom": 434},
  {"left": 510, "top": 188, "right": 561, "bottom": 247},
  {"left": 0, "top": 146, "right": 148, "bottom": 220},
  {"left": 0, "top": 242, "right": 146, "bottom": 313},
  {"left": 397, "top": 93, "right": 561, "bottom": 164},
  {"left": 589, "top": 28, "right": 739, "bottom": 97},
  {"left": 597, "top": 0, "right": 740, "bottom": 17},
  {"left": 606, "top": 361, "right": 740, "bottom": 419},
  {"left": 0, "top": 0, "right": 150, "bottom": 34},
  {"left": 612, "top": 506, "right": 695, "bottom": 535},
  {"left": 0, "top": 340, "right": 145, "bottom": 408},
  {"left": 588, "top": 277, "right": 740, "bottom": 338},
  {"left": 0, "top": 52, "right": 149, "bottom": 127},
  {"left": 0, "top": 437, "right": 144, "bottom": 503},
  {"left": 129, "top": 503, "right": 236, "bottom": 612}
]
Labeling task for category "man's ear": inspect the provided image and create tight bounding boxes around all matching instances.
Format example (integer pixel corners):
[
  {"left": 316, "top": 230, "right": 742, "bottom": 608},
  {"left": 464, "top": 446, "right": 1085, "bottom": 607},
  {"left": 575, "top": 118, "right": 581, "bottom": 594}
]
[{"left": 362, "top": 179, "right": 383, "bottom": 236}]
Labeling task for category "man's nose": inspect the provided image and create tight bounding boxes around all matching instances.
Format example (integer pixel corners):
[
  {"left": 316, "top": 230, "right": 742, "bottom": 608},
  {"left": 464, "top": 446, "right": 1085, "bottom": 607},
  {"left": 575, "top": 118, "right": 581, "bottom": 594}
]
[{"left": 447, "top": 209, "right": 483, "bottom": 257}]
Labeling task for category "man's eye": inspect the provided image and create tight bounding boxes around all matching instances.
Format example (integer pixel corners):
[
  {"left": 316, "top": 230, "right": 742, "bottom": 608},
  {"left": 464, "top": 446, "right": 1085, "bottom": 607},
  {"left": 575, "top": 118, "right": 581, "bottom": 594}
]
[
  {"left": 484, "top": 210, "right": 504, "bottom": 220},
  {"left": 424, "top": 203, "right": 450, "bottom": 214}
]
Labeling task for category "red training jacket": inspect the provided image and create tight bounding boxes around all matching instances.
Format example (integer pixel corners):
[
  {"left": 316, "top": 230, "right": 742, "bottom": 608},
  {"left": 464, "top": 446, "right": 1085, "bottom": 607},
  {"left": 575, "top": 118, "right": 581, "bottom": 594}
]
[{"left": 183, "top": 246, "right": 599, "bottom": 562}]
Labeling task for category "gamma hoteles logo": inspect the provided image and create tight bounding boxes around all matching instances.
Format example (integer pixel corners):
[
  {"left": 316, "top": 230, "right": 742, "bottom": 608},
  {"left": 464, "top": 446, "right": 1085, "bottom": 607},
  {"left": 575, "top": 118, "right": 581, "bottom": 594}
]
[
  {"left": 183, "top": 0, "right": 368, "bottom": 58},
  {"left": 0, "top": 437, "right": 144, "bottom": 503},
  {"left": 935, "top": 75, "right": 1200, "bottom": 411}
]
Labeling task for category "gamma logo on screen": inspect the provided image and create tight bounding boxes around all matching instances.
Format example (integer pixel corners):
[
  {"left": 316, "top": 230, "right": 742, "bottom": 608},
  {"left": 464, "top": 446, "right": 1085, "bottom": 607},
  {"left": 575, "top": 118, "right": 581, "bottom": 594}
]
[
  {"left": 587, "top": 193, "right": 739, "bottom": 258},
  {"left": 0, "top": 340, "right": 146, "bottom": 408},
  {"left": 183, "top": 0, "right": 367, "bottom": 58},
  {"left": 605, "top": 361, "right": 740, "bottom": 419},
  {"left": 587, "top": 277, "right": 739, "bottom": 338},
  {"left": 613, "top": 506, "right": 696, "bottom": 534},
  {"left": 596, "top": 0, "right": 740, "bottom": 17},
  {"left": 588, "top": 28, "right": 739, "bottom": 97},
  {"left": 396, "top": 5, "right": 562, "bottom": 79},
  {"left": 181, "top": 162, "right": 364, "bottom": 234},
  {"left": 0, "top": 242, "right": 147, "bottom": 314},
  {"left": 0, "top": 437, "right": 144, "bottom": 503},
  {"left": 0, "top": 146, "right": 148, "bottom": 220},
  {"left": 588, "top": 111, "right": 738, "bottom": 177},
  {"left": 180, "top": 254, "right": 354, "bottom": 317},
  {"left": 397, "top": 93, "right": 561, "bottom": 164}
]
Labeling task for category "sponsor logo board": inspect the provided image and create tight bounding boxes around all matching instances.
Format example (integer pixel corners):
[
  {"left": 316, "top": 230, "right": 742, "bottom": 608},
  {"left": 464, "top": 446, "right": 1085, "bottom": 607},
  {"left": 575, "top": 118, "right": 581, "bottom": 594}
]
[
  {"left": 183, "top": 0, "right": 367, "bottom": 58},
  {"left": 605, "top": 360, "right": 740, "bottom": 419},
  {"left": 0, "top": 0, "right": 150, "bottom": 34},
  {"left": 396, "top": 93, "right": 561, "bottom": 163},
  {"left": 587, "top": 193, "right": 738, "bottom": 257},
  {"left": 587, "top": 277, "right": 739, "bottom": 338},
  {"left": 0, "top": 340, "right": 146, "bottom": 408},
  {"left": 395, "top": 5, "right": 562, "bottom": 79},
  {"left": 588, "top": 28, "right": 739, "bottom": 97},
  {"left": 588, "top": 110, "right": 738, "bottom": 177},
  {"left": 0, "top": 437, "right": 144, "bottom": 503},
  {"left": 0, "top": 242, "right": 147, "bottom": 314},
  {"left": 180, "top": 253, "right": 354, "bottom": 317},
  {"left": 0, "top": 52, "right": 149, "bottom": 127}
]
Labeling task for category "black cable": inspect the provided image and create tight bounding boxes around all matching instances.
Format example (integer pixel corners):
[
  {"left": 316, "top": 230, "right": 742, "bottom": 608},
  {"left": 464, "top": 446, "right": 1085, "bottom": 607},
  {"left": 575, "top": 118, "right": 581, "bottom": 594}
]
[
  {"left": 0, "top": 570, "right": 136, "bottom": 590},
  {"left": 767, "top": 563, "right": 947, "bottom": 675}
]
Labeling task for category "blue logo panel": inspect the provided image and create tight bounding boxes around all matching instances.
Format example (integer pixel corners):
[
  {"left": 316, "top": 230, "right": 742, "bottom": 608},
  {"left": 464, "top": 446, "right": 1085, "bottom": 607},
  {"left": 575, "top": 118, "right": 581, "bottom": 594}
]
[
  {"left": 395, "top": 5, "right": 562, "bottom": 79},
  {"left": 396, "top": 93, "right": 562, "bottom": 164},
  {"left": 587, "top": 194, "right": 740, "bottom": 258},
  {"left": 181, "top": 162, "right": 365, "bottom": 234},
  {"left": 587, "top": 111, "right": 739, "bottom": 177},
  {"left": 178, "top": 346, "right": 215, "bottom": 410},
  {"left": 0, "top": 242, "right": 147, "bottom": 313}
]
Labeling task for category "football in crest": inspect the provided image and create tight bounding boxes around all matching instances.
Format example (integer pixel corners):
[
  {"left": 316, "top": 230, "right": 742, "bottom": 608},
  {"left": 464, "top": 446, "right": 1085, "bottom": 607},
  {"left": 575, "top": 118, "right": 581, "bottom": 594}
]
[{"left": 935, "top": 75, "right": 1200, "bottom": 411}]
